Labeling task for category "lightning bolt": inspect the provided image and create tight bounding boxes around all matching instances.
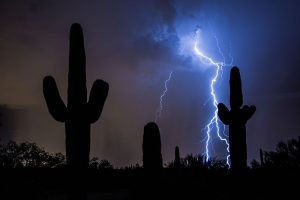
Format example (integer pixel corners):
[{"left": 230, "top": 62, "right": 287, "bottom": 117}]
[
  {"left": 193, "top": 30, "right": 230, "bottom": 166},
  {"left": 155, "top": 71, "right": 173, "bottom": 122}
]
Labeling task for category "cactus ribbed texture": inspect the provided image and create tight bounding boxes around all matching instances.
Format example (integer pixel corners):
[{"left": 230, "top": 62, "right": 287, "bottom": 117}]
[
  {"left": 43, "top": 23, "right": 109, "bottom": 169},
  {"left": 142, "top": 122, "right": 163, "bottom": 171},
  {"left": 218, "top": 67, "right": 256, "bottom": 171}
]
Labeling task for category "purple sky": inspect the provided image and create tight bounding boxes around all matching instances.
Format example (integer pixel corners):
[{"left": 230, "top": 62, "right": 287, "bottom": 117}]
[{"left": 1, "top": 0, "right": 300, "bottom": 167}]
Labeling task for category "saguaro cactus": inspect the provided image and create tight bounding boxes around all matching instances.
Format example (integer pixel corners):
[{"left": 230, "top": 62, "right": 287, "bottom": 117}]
[
  {"left": 142, "top": 122, "right": 163, "bottom": 170},
  {"left": 43, "top": 23, "right": 109, "bottom": 168},
  {"left": 218, "top": 67, "right": 255, "bottom": 171}
]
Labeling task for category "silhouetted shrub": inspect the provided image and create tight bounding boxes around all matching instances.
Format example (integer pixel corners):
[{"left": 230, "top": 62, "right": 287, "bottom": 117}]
[
  {"left": 250, "top": 159, "right": 260, "bottom": 169},
  {"left": 181, "top": 154, "right": 205, "bottom": 169},
  {"left": 206, "top": 159, "right": 228, "bottom": 170},
  {"left": 89, "top": 157, "right": 113, "bottom": 170},
  {"left": 0, "top": 140, "right": 65, "bottom": 168},
  {"left": 263, "top": 137, "right": 300, "bottom": 169}
]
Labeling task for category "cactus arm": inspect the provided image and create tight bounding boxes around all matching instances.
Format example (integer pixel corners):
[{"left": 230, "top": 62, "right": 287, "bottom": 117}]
[
  {"left": 87, "top": 79, "right": 109, "bottom": 123},
  {"left": 218, "top": 103, "right": 230, "bottom": 125},
  {"left": 43, "top": 76, "right": 67, "bottom": 122},
  {"left": 230, "top": 66, "right": 243, "bottom": 109},
  {"left": 242, "top": 105, "right": 256, "bottom": 122}
]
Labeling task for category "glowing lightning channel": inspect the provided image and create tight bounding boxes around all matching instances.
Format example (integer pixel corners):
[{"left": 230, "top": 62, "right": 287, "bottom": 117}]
[
  {"left": 155, "top": 71, "right": 173, "bottom": 122},
  {"left": 193, "top": 30, "right": 230, "bottom": 166}
]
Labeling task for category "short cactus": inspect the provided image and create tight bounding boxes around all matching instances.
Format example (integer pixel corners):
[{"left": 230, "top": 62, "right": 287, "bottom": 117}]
[
  {"left": 218, "top": 67, "right": 256, "bottom": 171},
  {"left": 174, "top": 146, "right": 180, "bottom": 168},
  {"left": 260, "top": 149, "right": 264, "bottom": 167},
  {"left": 142, "top": 122, "right": 163, "bottom": 170},
  {"left": 43, "top": 23, "right": 109, "bottom": 168}
]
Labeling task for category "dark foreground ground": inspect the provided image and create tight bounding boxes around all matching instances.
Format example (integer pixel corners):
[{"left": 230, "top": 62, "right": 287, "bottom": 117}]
[{"left": 0, "top": 168, "right": 299, "bottom": 200}]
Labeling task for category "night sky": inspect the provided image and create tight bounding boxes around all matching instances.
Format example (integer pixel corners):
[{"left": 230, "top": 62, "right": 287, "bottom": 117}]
[{"left": 0, "top": 0, "right": 300, "bottom": 167}]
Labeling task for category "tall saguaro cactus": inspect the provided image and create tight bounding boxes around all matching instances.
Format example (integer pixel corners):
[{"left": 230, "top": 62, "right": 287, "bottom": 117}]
[
  {"left": 143, "top": 122, "right": 163, "bottom": 171},
  {"left": 218, "top": 67, "right": 255, "bottom": 171},
  {"left": 43, "top": 23, "right": 109, "bottom": 168}
]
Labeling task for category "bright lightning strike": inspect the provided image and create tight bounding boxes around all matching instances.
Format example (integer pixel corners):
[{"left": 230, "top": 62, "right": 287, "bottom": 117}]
[
  {"left": 155, "top": 71, "right": 173, "bottom": 122},
  {"left": 193, "top": 30, "right": 230, "bottom": 166}
]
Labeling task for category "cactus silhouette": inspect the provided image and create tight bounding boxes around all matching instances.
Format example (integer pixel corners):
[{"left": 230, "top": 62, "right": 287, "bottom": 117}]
[
  {"left": 175, "top": 146, "right": 180, "bottom": 168},
  {"left": 142, "top": 122, "right": 163, "bottom": 170},
  {"left": 259, "top": 149, "right": 264, "bottom": 167},
  {"left": 43, "top": 23, "right": 109, "bottom": 168},
  {"left": 218, "top": 67, "right": 255, "bottom": 171}
]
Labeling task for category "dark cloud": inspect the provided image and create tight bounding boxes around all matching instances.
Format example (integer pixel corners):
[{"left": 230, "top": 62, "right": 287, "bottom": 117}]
[{"left": 156, "top": 0, "right": 177, "bottom": 32}]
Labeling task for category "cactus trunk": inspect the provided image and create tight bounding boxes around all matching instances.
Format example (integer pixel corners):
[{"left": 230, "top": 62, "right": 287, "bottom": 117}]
[
  {"left": 142, "top": 122, "right": 163, "bottom": 171},
  {"left": 229, "top": 123, "right": 247, "bottom": 170},
  {"left": 66, "top": 24, "right": 88, "bottom": 168}
]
